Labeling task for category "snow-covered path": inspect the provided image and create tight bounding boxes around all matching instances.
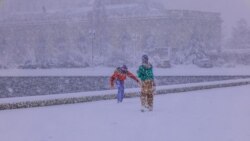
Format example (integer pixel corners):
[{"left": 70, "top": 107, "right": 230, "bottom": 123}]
[{"left": 0, "top": 85, "right": 250, "bottom": 141}]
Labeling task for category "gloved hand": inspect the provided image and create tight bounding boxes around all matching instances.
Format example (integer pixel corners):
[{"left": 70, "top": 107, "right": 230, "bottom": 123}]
[
  {"left": 152, "top": 81, "right": 156, "bottom": 87},
  {"left": 137, "top": 82, "right": 141, "bottom": 87}
]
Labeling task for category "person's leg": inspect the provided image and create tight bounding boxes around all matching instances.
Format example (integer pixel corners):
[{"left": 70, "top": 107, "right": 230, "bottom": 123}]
[
  {"left": 147, "top": 80, "right": 154, "bottom": 111},
  {"left": 140, "top": 92, "right": 147, "bottom": 106},
  {"left": 148, "top": 92, "right": 154, "bottom": 111},
  {"left": 140, "top": 81, "right": 148, "bottom": 111},
  {"left": 116, "top": 80, "right": 122, "bottom": 102},
  {"left": 120, "top": 82, "right": 125, "bottom": 102},
  {"left": 116, "top": 80, "right": 124, "bottom": 103}
]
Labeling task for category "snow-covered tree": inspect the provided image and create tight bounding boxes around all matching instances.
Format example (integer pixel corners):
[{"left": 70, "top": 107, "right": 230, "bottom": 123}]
[{"left": 227, "top": 19, "right": 250, "bottom": 49}]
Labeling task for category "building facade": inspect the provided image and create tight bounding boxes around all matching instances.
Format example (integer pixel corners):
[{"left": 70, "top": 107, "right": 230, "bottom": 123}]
[{"left": 0, "top": 0, "right": 222, "bottom": 68}]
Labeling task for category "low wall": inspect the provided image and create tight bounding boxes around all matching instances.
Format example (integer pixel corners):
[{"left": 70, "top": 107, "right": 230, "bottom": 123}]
[
  {"left": 0, "top": 79, "right": 250, "bottom": 110},
  {"left": 0, "top": 75, "right": 250, "bottom": 98}
]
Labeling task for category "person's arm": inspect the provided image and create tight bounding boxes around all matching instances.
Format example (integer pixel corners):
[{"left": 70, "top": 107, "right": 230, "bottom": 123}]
[
  {"left": 110, "top": 71, "right": 117, "bottom": 88},
  {"left": 151, "top": 66, "right": 155, "bottom": 86},
  {"left": 127, "top": 71, "right": 141, "bottom": 87},
  {"left": 127, "top": 71, "right": 140, "bottom": 83}
]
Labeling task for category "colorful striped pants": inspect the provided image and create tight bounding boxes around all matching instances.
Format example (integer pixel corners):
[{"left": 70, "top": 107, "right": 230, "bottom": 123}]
[{"left": 141, "top": 80, "right": 154, "bottom": 109}]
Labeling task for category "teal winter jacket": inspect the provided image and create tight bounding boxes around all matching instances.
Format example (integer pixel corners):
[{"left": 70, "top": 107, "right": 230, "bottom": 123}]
[{"left": 137, "top": 63, "right": 154, "bottom": 81}]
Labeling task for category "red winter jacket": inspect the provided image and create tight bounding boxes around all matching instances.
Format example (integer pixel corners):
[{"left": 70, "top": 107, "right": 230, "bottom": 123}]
[{"left": 110, "top": 68, "right": 139, "bottom": 87}]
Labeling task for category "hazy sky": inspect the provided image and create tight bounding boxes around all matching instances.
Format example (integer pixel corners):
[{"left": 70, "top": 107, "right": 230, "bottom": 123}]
[{"left": 159, "top": 0, "right": 250, "bottom": 37}]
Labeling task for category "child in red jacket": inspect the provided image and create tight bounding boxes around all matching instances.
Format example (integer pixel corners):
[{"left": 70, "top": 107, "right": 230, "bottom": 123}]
[{"left": 110, "top": 65, "right": 140, "bottom": 103}]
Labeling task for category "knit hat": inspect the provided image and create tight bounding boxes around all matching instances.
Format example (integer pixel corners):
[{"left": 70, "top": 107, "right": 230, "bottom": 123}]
[
  {"left": 142, "top": 54, "right": 149, "bottom": 63},
  {"left": 121, "top": 65, "right": 128, "bottom": 72}
]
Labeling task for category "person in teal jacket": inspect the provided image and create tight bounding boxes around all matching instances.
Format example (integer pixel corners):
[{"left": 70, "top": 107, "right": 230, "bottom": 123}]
[{"left": 137, "top": 55, "right": 156, "bottom": 112}]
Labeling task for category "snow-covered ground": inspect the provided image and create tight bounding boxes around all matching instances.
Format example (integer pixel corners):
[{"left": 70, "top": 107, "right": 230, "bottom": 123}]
[
  {"left": 0, "top": 65, "right": 250, "bottom": 76},
  {"left": 0, "top": 85, "right": 249, "bottom": 141}
]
